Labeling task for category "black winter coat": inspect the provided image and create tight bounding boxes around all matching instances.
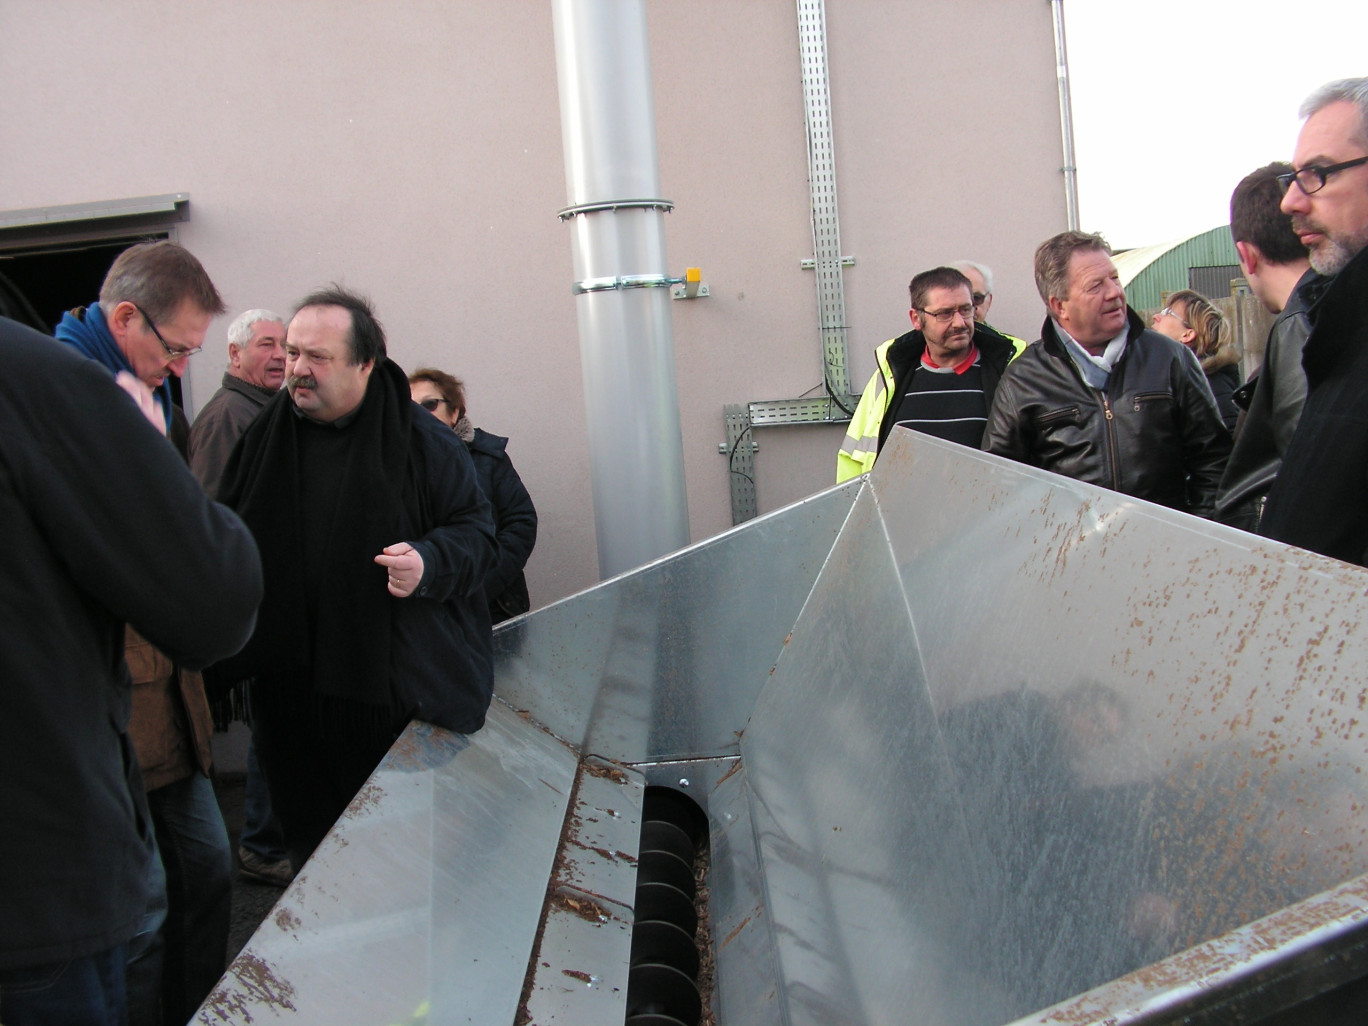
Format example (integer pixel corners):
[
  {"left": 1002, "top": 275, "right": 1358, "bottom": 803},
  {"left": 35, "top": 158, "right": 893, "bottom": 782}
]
[
  {"left": 0, "top": 318, "right": 261, "bottom": 969},
  {"left": 982, "top": 309, "right": 1231, "bottom": 517},
  {"left": 219, "top": 366, "right": 497, "bottom": 735},
  {"left": 468, "top": 427, "right": 537, "bottom": 622},
  {"left": 1261, "top": 245, "right": 1368, "bottom": 566},
  {"left": 1214, "top": 269, "right": 1316, "bottom": 531}
]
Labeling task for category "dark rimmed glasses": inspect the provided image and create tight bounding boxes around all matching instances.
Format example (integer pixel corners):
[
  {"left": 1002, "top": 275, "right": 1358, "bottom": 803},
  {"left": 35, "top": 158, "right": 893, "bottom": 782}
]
[
  {"left": 418, "top": 397, "right": 454, "bottom": 413},
  {"left": 917, "top": 303, "right": 975, "bottom": 325},
  {"left": 134, "top": 303, "right": 203, "bottom": 360},
  {"left": 1277, "top": 155, "right": 1368, "bottom": 196}
]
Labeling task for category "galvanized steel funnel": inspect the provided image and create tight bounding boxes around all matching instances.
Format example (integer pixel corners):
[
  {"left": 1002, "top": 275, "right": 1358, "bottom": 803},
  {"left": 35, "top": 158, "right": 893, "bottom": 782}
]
[{"left": 203, "top": 433, "right": 1368, "bottom": 1025}]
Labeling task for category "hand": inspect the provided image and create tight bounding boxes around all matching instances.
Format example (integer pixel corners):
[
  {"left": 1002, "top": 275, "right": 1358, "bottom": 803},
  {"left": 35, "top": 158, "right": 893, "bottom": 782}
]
[
  {"left": 115, "top": 371, "right": 165, "bottom": 435},
  {"left": 374, "top": 542, "right": 424, "bottom": 598}
]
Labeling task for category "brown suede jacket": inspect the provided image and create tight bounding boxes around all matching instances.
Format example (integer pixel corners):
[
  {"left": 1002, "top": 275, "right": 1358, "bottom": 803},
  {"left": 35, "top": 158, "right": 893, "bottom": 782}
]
[{"left": 124, "top": 625, "right": 214, "bottom": 790}]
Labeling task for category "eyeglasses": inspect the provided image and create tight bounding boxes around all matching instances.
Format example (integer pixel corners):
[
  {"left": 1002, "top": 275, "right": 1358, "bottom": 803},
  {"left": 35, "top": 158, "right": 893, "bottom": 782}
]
[
  {"left": 1276, "top": 155, "right": 1368, "bottom": 196},
  {"left": 1158, "top": 305, "right": 1188, "bottom": 327},
  {"left": 917, "top": 304, "right": 975, "bottom": 324},
  {"left": 971, "top": 292, "right": 988, "bottom": 308},
  {"left": 134, "top": 304, "right": 202, "bottom": 360},
  {"left": 418, "top": 397, "right": 453, "bottom": 413}
]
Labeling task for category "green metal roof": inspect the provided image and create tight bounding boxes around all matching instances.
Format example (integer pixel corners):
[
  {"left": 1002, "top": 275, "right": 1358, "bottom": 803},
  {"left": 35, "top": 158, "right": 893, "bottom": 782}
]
[{"left": 1114, "top": 226, "right": 1240, "bottom": 311}]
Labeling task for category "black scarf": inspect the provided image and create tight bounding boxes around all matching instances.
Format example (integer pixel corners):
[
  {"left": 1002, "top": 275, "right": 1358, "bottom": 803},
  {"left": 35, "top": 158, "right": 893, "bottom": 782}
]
[{"left": 216, "top": 358, "right": 414, "bottom": 714}]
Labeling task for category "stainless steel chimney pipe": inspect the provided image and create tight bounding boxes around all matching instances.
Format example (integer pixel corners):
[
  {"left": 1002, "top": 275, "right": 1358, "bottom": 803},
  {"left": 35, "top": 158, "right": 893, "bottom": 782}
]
[
  {"left": 1050, "top": 0, "right": 1081, "bottom": 230},
  {"left": 552, "top": 0, "right": 690, "bottom": 580}
]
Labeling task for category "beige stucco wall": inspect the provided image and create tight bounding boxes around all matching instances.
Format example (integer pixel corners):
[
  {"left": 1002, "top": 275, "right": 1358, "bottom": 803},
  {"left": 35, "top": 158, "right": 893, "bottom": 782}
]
[{"left": 0, "top": 0, "right": 1066, "bottom": 608}]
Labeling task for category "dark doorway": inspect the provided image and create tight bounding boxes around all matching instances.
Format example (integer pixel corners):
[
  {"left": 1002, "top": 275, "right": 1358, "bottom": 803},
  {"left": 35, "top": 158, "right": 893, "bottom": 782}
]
[
  {"left": 1, "top": 237, "right": 166, "bottom": 333},
  {"left": 0, "top": 234, "right": 181, "bottom": 404}
]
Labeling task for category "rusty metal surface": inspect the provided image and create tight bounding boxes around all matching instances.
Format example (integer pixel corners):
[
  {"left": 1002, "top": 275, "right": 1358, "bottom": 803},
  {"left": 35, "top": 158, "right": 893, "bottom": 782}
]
[
  {"left": 196, "top": 708, "right": 577, "bottom": 1025},
  {"left": 201, "top": 431, "right": 1368, "bottom": 1025},
  {"left": 729, "top": 431, "right": 1368, "bottom": 1024},
  {"left": 705, "top": 759, "right": 784, "bottom": 1026},
  {"left": 521, "top": 756, "right": 645, "bottom": 1026},
  {"left": 1014, "top": 872, "right": 1368, "bottom": 1024}
]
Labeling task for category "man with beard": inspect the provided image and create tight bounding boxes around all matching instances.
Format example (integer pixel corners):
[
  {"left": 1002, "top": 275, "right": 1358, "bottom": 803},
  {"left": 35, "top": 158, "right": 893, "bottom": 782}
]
[
  {"left": 836, "top": 266, "right": 1024, "bottom": 482},
  {"left": 1259, "top": 78, "right": 1368, "bottom": 565},
  {"left": 981, "top": 231, "right": 1230, "bottom": 516},
  {"left": 215, "top": 285, "right": 496, "bottom": 871}
]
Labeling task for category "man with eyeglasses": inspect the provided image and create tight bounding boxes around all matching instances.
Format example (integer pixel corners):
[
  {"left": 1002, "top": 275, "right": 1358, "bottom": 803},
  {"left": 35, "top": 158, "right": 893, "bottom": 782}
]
[
  {"left": 56, "top": 241, "right": 219, "bottom": 452},
  {"left": 53, "top": 241, "right": 242, "bottom": 1024},
  {"left": 836, "top": 266, "right": 1026, "bottom": 482},
  {"left": 948, "top": 258, "right": 1027, "bottom": 338},
  {"left": 1259, "top": 77, "right": 1368, "bottom": 566},
  {"left": 982, "top": 230, "right": 1230, "bottom": 516},
  {"left": 949, "top": 259, "right": 998, "bottom": 324}
]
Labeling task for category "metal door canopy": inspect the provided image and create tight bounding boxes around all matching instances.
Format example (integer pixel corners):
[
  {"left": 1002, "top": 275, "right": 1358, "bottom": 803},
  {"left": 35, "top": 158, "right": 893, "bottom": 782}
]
[{"left": 202, "top": 431, "right": 1368, "bottom": 1024}]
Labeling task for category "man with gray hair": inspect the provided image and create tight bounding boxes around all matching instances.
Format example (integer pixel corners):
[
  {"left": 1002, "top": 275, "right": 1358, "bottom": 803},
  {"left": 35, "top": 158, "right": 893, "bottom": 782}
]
[
  {"left": 1260, "top": 77, "right": 1368, "bottom": 565},
  {"left": 951, "top": 259, "right": 1027, "bottom": 344},
  {"left": 949, "top": 259, "right": 998, "bottom": 324},
  {"left": 982, "top": 230, "right": 1230, "bottom": 516},
  {"left": 189, "top": 308, "right": 286, "bottom": 492},
  {"left": 188, "top": 309, "right": 294, "bottom": 890}
]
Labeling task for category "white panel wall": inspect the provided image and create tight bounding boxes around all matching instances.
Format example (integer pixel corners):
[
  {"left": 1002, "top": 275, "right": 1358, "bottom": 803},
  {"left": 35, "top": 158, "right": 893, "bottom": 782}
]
[{"left": 0, "top": 0, "right": 1065, "bottom": 607}]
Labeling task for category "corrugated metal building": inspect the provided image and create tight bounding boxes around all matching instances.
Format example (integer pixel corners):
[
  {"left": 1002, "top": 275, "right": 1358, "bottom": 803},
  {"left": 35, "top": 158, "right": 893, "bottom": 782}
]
[{"left": 1114, "top": 226, "right": 1241, "bottom": 311}]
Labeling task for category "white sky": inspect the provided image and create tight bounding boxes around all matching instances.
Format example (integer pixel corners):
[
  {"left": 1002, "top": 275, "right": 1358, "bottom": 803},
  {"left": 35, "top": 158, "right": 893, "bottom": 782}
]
[{"left": 1062, "top": 0, "right": 1366, "bottom": 249}]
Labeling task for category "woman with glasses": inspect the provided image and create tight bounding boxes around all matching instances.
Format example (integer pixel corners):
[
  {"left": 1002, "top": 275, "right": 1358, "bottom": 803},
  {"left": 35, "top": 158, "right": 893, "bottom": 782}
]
[
  {"left": 409, "top": 367, "right": 538, "bottom": 623},
  {"left": 1152, "top": 290, "right": 1242, "bottom": 432}
]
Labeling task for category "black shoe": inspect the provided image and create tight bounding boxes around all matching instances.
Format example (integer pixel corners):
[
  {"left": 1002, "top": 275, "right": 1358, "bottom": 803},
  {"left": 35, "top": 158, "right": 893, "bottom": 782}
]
[{"left": 238, "top": 845, "right": 293, "bottom": 887}]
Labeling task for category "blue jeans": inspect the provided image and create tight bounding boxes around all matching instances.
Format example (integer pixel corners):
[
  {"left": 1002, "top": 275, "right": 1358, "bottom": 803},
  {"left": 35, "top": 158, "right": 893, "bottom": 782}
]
[
  {"left": 0, "top": 943, "right": 128, "bottom": 1026},
  {"left": 239, "top": 739, "right": 287, "bottom": 862},
  {"left": 123, "top": 839, "right": 167, "bottom": 1026},
  {"left": 126, "top": 773, "right": 231, "bottom": 1026}
]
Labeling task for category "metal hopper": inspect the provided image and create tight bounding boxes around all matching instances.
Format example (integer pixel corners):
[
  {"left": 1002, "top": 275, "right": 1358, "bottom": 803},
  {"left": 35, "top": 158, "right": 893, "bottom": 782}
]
[{"left": 198, "top": 431, "right": 1368, "bottom": 1025}]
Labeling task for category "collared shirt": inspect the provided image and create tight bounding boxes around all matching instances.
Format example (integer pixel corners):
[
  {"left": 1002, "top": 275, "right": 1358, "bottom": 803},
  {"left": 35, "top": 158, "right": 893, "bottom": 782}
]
[{"left": 921, "top": 344, "right": 981, "bottom": 375}]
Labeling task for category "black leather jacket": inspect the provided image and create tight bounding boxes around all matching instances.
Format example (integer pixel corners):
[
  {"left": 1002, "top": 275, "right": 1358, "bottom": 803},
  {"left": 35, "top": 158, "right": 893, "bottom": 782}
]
[
  {"left": 1260, "top": 244, "right": 1368, "bottom": 565},
  {"left": 982, "top": 309, "right": 1232, "bottom": 517},
  {"left": 1214, "top": 269, "right": 1318, "bottom": 531}
]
